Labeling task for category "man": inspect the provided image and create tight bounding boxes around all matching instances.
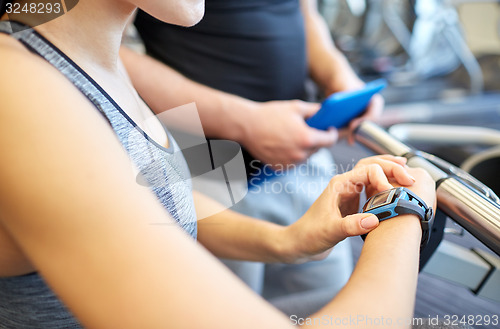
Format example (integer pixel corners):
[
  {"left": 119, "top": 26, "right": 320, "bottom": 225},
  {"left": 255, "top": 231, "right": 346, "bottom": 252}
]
[{"left": 121, "top": 0, "right": 383, "bottom": 317}]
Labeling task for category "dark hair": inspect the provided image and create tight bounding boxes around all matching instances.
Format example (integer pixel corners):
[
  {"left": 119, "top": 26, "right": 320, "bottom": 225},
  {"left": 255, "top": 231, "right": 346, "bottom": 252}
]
[{"left": 0, "top": 1, "right": 14, "bottom": 17}]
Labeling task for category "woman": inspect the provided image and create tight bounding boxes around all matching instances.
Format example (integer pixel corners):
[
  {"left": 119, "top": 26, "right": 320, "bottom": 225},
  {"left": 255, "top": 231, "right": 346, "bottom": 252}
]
[{"left": 0, "top": 0, "right": 435, "bottom": 328}]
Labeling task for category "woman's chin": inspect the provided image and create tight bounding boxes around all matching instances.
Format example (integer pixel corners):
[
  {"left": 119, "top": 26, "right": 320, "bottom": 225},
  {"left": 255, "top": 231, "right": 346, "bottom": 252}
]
[
  {"left": 150, "top": 2, "right": 205, "bottom": 28},
  {"left": 176, "top": 7, "right": 204, "bottom": 27}
]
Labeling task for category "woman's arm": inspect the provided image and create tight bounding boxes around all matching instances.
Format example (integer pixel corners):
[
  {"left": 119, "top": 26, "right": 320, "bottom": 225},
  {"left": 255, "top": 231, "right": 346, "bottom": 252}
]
[
  {"left": 194, "top": 191, "right": 287, "bottom": 263},
  {"left": 196, "top": 156, "right": 417, "bottom": 265},
  {"left": 0, "top": 40, "right": 291, "bottom": 329},
  {"left": 302, "top": 167, "right": 435, "bottom": 328},
  {"left": 306, "top": 213, "right": 422, "bottom": 328}
]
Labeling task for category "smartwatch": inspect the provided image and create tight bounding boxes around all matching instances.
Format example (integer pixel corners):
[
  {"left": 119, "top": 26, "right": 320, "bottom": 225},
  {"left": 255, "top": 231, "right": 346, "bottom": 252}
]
[{"left": 361, "top": 187, "right": 434, "bottom": 249}]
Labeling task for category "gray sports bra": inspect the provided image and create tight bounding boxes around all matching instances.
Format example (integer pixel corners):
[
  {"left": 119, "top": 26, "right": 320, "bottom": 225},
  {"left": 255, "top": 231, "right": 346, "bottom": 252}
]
[{"left": 0, "top": 21, "right": 197, "bottom": 328}]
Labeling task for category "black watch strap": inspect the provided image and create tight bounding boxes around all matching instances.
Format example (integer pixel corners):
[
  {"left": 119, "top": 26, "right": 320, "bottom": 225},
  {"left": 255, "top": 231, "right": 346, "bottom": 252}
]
[{"left": 361, "top": 187, "right": 434, "bottom": 250}]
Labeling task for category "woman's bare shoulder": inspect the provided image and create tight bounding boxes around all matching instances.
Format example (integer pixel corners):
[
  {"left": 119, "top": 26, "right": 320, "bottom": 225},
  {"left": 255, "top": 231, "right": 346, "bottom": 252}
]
[
  {"left": 0, "top": 32, "right": 78, "bottom": 94},
  {"left": 0, "top": 31, "right": 98, "bottom": 125},
  {"left": 0, "top": 32, "right": 41, "bottom": 64}
]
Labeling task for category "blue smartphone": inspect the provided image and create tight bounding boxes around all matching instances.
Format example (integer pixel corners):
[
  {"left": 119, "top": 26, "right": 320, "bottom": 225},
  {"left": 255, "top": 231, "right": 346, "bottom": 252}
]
[{"left": 306, "top": 79, "right": 387, "bottom": 130}]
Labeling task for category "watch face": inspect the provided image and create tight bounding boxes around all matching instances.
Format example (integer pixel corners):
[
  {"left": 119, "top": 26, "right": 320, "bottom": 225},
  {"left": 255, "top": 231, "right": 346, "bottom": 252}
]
[{"left": 365, "top": 189, "right": 397, "bottom": 210}]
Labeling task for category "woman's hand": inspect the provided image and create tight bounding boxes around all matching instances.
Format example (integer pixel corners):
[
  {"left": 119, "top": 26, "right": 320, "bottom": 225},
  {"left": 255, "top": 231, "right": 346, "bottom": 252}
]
[
  {"left": 390, "top": 166, "right": 436, "bottom": 211},
  {"left": 277, "top": 155, "right": 418, "bottom": 264}
]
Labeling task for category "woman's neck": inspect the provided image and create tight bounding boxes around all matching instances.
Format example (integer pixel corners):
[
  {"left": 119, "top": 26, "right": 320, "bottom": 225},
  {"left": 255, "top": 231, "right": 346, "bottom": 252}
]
[{"left": 32, "top": 0, "right": 135, "bottom": 73}]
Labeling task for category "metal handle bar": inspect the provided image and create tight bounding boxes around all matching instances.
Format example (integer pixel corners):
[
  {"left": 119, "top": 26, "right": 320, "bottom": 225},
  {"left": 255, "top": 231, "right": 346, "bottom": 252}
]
[
  {"left": 355, "top": 121, "right": 500, "bottom": 256},
  {"left": 417, "top": 151, "right": 500, "bottom": 205},
  {"left": 388, "top": 124, "right": 500, "bottom": 146}
]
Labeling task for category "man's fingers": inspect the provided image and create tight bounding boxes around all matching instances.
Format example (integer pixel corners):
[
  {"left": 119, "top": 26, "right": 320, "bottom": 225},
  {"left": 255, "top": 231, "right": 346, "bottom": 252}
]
[
  {"left": 364, "top": 94, "right": 384, "bottom": 120},
  {"left": 296, "top": 100, "right": 321, "bottom": 118},
  {"left": 347, "top": 94, "right": 385, "bottom": 143},
  {"left": 306, "top": 127, "right": 338, "bottom": 149}
]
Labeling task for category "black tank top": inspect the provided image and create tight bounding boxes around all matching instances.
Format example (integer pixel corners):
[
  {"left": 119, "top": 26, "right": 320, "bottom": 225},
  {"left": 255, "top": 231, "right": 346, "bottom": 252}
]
[{"left": 135, "top": 0, "right": 308, "bottom": 102}]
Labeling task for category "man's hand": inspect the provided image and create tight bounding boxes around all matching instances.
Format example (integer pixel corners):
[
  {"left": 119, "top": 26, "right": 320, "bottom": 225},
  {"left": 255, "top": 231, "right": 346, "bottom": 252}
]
[
  {"left": 327, "top": 76, "right": 385, "bottom": 144},
  {"left": 240, "top": 100, "right": 338, "bottom": 167},
  {"left": 348, "top": 93, "right": 384, "bottom": 132}
]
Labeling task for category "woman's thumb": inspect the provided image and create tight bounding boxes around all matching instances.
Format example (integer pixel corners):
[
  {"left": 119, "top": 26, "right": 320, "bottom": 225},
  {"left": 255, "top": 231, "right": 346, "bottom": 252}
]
[{"left": 340, "top": 213, "right": 379, "bottom": 237}]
